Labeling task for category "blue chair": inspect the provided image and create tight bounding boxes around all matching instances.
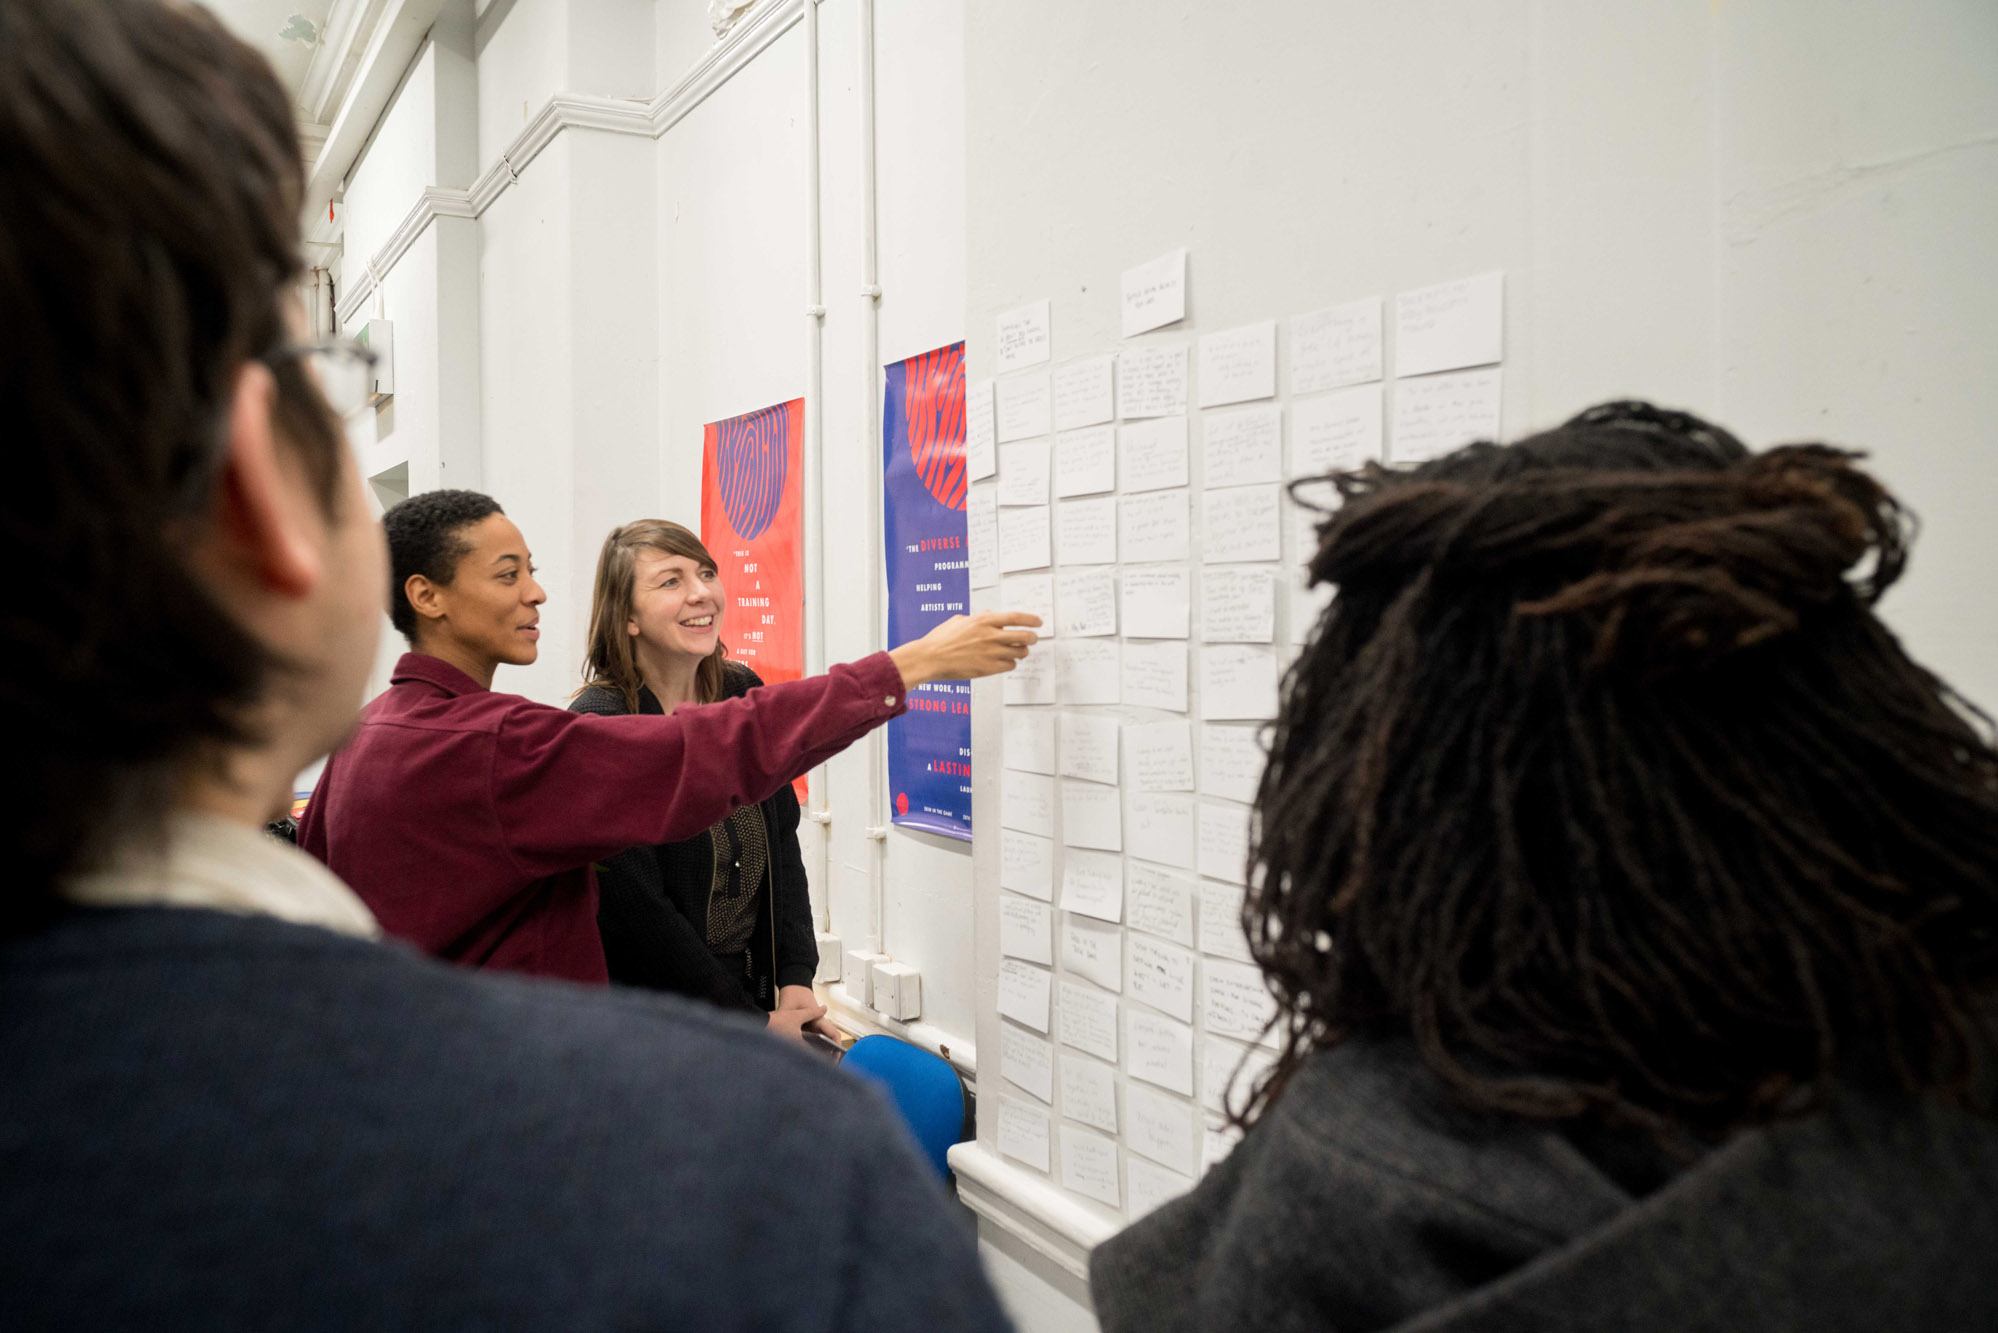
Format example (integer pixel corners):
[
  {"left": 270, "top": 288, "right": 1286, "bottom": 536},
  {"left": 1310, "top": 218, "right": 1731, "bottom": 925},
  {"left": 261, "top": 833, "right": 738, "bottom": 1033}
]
[{"left": 838, "top": 1035, "right": 970, "bottom": 1181}]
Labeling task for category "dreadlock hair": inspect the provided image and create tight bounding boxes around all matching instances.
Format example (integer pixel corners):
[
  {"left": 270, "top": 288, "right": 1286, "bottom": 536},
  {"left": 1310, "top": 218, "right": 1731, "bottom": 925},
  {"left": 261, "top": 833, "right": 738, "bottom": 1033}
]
[{"left": 1237, "top": 400, "right": 1998, "bottom": 1141}]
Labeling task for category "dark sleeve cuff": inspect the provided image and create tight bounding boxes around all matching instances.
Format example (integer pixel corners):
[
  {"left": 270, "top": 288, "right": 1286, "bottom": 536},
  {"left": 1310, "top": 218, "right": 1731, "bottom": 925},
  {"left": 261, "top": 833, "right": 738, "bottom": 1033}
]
[{"left": 776, "top": 964, "right": 820, "bottom": 991}]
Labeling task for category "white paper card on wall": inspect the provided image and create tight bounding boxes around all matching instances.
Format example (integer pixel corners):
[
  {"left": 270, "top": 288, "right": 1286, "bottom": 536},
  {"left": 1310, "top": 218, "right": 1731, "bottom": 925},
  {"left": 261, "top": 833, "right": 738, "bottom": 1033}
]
[
  {"left": 997, "top": 1095, "right": 1051, "bottom": 1172},
  {"left": 1126, "top": 1084, "right": 1199, "bottom": 1176},
  {"left": 999, "top": 893, "right": 1054, "bottom": 964},
  {"left": 1291, "top": 382, "right": 1385, "bottom": 477},
  {"left": 1290, "top": 296, "right": 1383, "bottom": 394},
  {"left": 1054, "top": 424, "right": 1116, "bottom": 498},
  {"left": 966, "top": 379, "right": 997, "bottom": 480},
  {"left": 997, "top": 440, "right": 1051, "bottom": 507},
  {"left": 1199, "top": 566, "right": 1278, "bottom": 644},
  {"left": 1002, "top": 709, "right": 1056, "bottom": 775},
  {"left": 996, "top": 299, "right": 1052, "bottom": 374},
  {"left": 1197, "top": 320, "right": 1277, "bottom": 408},
  {"left": 997, "top": 505, "right": 1051, "bottom": 573},
  {"left": 997, "top": 958, "right": 1052, "bottom": 1033},
  {"left": 1000, "top": 829, "right": 1057, "bottom": 901},
  {"left": 1202, "top": 406, "right": 1283, "bottom": 489},
  {"left": 1062, "top": 914, "right": 1124, "bottom": 992},
  {"left": 1060, "top": 849, "right": 1125, "bottom": 923},
  {"left": 1121, "top": 641, "right": 1189, "bottom": 713},
  {"left": 1199, "top": 644, "right": 1279, "bottom": 721},
  {"left": 1121, "top": 248, "right": 1187, "bottom": 338},
  {"left": 1055, "top": 979, "right": 1119, "bottom": 1062},
  {"left": 1061, "top": 779, "right": 1123, "bottom": 852},
  {"left": 1117, "top": 343, "right": 1189, "bottom": 420},
  {"left": 1055, "top": 568, "right": 1118, "bottom": 638},
  {"left": 1120, "top": 490, "right": 1190, "bottom": 564},
  {"left": 1199, "top": 725, "right": 1265, "bottom": 805},
  {"left": 1056, "top": 639, "right": 1120, "bottom": 706},
  {"left": 996, "top": 372, "right": 1052, "bottom": 443},
  {"left": 1058, "top": 712, "right": 1120, "bottom": 786},
  {"left": 1058, "top": 1052, "right": 1120, "bottom": 1132},
  {"left": 1125, "top": 792, "right": 1196, "bottom": 870},
  {"left": 1393, "top": 367, "right": 1503, "bottom": 464},
  {"left": 1126, "top": 1005, "right": 1195, "bottom": 1095},
  {"left": 1059, "top": 1124, "right": 1123, "bottom": 1209},
  {"left": 1198, "top": 880, "right": 1253, "bottom": 963},
  {"left": 1203, "top": 958, "right": 1277, "bottom": 1044},
  {"left": 1203, "top": 1036, "right": 1276, "bottom": 1117},
  {"left": 1128, "top": 935, "right": 1197, "bottom": 1025},
  {"left": 1004, "top": 649, "right": 1058, "bottom": 705},
  {"left": 1121, "top": 566, "right": 1190, "bottom": 640},
  {"left": 967, "top": 486, "right": 999, "bottom": 589},
  {"left": 999, "top": 572, "right": 1054, "bottom": 634},
  {"left": 1055, "top": 496, "right": 1118, "bottom": 567},
  {"left": 1127, "top": 862, "right": 1197, "bottom": 947},
  {"left": 1198, "top": 799, "right": 1254, "bottom": 886},
  {"left": 1001, "top": 771, "right": 1054, "bottom": 837},
  {"left": 1201, "top": 486, "right": 1282, "bottom": 564},
  {"left": 1395, "top": 271, "right": 1503, "bottom": 378},
  {"left": 1125, "top": 1155, "right": 1194, "bottom": 1222},
  {"left": 1053, "top": 354, "right": 1116, "bottom": 431},
  {"left": 1126, "top": 720, "right": 1194, "bottom": 792},
  {"left": 1000, "top": 1021, "right": 1055, "bottom": 1103},
  {"left": 1118, "top": 416, "right": 1190, "bottom": 493}
]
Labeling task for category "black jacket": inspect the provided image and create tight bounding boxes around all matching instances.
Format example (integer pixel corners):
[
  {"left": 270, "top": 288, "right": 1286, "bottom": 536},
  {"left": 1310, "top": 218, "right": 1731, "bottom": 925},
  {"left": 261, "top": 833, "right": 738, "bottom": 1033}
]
[{"left": 570, "top": 664, "right": 818, "bottom": 1012}]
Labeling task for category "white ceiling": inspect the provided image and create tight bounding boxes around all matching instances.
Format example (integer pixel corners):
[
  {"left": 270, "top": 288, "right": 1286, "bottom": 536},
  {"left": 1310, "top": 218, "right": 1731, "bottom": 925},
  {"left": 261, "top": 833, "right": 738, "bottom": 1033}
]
[{"left": 199, "top": 0, "right": 336, "bottom": 100}]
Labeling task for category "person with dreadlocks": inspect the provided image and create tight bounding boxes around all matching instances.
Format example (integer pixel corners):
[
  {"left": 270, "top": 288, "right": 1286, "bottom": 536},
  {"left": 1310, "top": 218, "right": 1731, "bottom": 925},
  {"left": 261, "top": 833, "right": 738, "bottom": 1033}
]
[{"left": 1090, "top": 402, "right": 1998, "bottom": 1331}]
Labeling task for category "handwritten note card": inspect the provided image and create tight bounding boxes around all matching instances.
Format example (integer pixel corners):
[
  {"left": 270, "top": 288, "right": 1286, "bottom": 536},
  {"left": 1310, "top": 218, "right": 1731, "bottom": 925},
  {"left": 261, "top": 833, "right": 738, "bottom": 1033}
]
[
  {"left": 1055, "top": 495, "right": 1117, "bottom": 566},
  {"left": 1060, "top": 849, "right": 1124, "bottom": 923},
  {"left": 1055, "top": 568, "right": 1117, "bottom": 638},
  {"left": 1058, "top": 711, "right": 1120, "bottom": 786},
  {"left": 1291, "top": 382, "right": 1384, "bottom": 477},
  {"left": 997, "top": 439, "right": 1050, "bottom": 507},
  {"left": 1121, "top": 566, "right": 1190, "bottom": 640},
  {"left": 1001, "top": 828, "right": 1056, "bottom": 901},
  {"left": 996, "top": 299, "right": 1052, "bottom": 374},
  {"left": 1125, "top": 1156, "right": 1193, "bottom": 1221},
  {"left": 1002, "top": 709, "right": 1056, "bottom": 775},
  {"left": 1062, "top": 913, "right": 1123, "bottom": 992},
  {"left": 997, "top": 505, "right": 1050, "bottom": 573},
  {"left": 1203, "top": 1036, "right": 1276, "bottom": 1117},
  {"left": 997, "top": 958, "right": 1052, "bottom": 1032},
  {"left": 1127, "top": 1006, "right": 1195, "bottom": 1094},
  {"left": 1199, "top": 566, "right": 1277, "bottom": 644},
  {"left": 1120, "top": 641, "right": 1188, "bottom": 712},
  {"left": 1202, "top": 958, "right": 1276, "bottom": 1044},
  {"left": 1118, "top": 343, "right": 1189, "bottom": 420},
  {"left": 1052, "top": 354, "right": 1116, "bottom": 431},
  {"left": 1118, "top": 416, "right": 1189, "bottom": 493},
  {"left": 1128, "top": 935, "right": 1196, "bottom": 1025},
  {"left": 1395, "top": 271, "right": 1503, "bottom": 377},
  {"left": 1059, "top": 1051, "right": 1119, "bottom": 1132},
  {"left": 1000, "top": 893, "right": 1054, "bottom": 964},
  {"left": 1198, "top": 644, "right": 1278, "bottom": 721},
  {"left": 1120, "top": 489, "right": 1190, "bottom": 564},
  {"left": 968, "top": 486, "right": 998, "bottom": 589},
  {"left": 1005, "top": 647, "right": 1058, "bottom": 705},
  {"left": 1056, "top": 979, "right": 1119, "bottom": 1062},
  {"left": 1126, "top": 1084, "right": 1198, "bottom": 1176},
  {"left": 997, "top": 1095, "right": 1050, "bottom": 1171},
  {"left": 1201, "top": 486, "right": 1282, "bottom": 564},
  {"left": 1125, "top": 792, "right": 1196, "bottom": 870},
  {"left": 1198, "top": 880, "right": 1253, "bottom": 962},
  {"left": 995, "top": 372, "right": 1052, "bottom": 443},
  {"left": 1197, "top": 320, "right": 1277, "bottom": 408},
  {"left": 1125, "top": 720, "right": 1194, "bottom": 792},
  {"left": 1199, "top": 724, "right": 1265, "bottom": 804},
  {"left": 1121, "top": 248, "right": 1187, "bottom": 337},
  {"left": 1127, "top": 862, "right": 1197, "bottom": 947},
  {"left": 1056, "top": 639, "right": 1120, "bottom": 706},
  {"left": 1290, "top": 296, "right": 1383, "bottom": 394},
  {"left": 967, "top": 378, "right": 997, "bottom": 480},
  {"left": 1001, "top": 1021, "right": 1055, "bottom": 1103},
  {"left": 1202, "top": 405, "right": 1282, "bottom": 489},
  {"left": 1061, "top": 778, "right": 1122, "bottom": 851},
  {"left": 1054, "top": 424, "right": 1116, "bottom": 498},
  {"left": 1392, "top": 367, "right": 1502, "bottom": 464},
  {"left": 999, "top": 572, "right": 1054, "bottom": 633},
  {"left": 1059, "top": 1124, "right": 1122, "bottom": 1208},
  {"left": 1001, "top": 771, "right": 1054, "bottom": 837},
  {"left": 1197, "top": 798, "right": 1253, "bottom": 886}
]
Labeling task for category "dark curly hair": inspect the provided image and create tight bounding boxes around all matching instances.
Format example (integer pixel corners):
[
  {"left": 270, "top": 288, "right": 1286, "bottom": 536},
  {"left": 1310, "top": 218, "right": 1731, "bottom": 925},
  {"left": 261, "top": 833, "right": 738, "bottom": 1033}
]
[
  {"left": 383, "top": 490, "right": 506, "bottom": 641},
  {"left": 1238, "top": 401, "right": 1998, "bottom": 1139}
]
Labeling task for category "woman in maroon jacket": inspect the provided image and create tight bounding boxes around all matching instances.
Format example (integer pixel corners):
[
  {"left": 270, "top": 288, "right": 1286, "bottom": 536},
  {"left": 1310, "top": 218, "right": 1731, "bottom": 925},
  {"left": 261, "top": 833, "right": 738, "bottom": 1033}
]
[{"left": 299, "top": 490, "right": 1037, "bottom": 987}]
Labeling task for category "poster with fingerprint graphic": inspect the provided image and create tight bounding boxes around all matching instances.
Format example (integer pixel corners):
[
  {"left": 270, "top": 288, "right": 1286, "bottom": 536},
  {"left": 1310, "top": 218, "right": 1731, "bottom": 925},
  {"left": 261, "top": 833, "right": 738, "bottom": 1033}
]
[
  {"left": 883, "top": 342, "right": 972, "bottom": 840},
  {"left": 701, "top": 398, "right": 806, "bottom": 797}
]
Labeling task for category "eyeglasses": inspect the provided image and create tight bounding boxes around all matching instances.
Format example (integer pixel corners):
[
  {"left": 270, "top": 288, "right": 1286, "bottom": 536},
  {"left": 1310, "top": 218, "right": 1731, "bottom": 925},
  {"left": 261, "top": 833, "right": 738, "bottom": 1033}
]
[{"left": 265, "top": 337, "right": 380, "bottom": 419}]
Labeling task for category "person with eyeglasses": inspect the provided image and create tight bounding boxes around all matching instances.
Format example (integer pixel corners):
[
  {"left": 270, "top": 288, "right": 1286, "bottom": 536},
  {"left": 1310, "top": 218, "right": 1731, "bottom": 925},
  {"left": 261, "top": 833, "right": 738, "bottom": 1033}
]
[{"left": 0, "top": 2, "right": 1016, "bottom": 1326}]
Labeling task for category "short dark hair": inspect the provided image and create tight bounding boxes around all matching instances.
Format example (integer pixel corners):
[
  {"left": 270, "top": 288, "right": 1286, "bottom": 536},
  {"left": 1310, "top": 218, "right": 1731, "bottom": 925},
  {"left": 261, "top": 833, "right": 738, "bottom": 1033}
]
[
  {"left": 0, "top": 0, "right": 344, "bottom": 922},
  {"left": 1244, "top": 401, "right": 1998, "bottom": 1138},
  {"left": 385, "top": 491, "right": 506, "bottom": 641}
]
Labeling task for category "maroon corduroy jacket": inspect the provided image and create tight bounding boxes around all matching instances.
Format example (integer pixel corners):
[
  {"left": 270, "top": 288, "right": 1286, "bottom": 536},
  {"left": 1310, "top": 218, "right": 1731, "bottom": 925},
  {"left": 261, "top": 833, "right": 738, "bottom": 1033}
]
[{"left": 298, "top": 651, "right": 907, "bottom": 982}]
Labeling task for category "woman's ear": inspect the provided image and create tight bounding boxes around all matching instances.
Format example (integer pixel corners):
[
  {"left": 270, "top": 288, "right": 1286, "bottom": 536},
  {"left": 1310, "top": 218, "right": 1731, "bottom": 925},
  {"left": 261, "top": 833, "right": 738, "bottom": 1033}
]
[
  {"left": 215, "top": 362, "right": 322, "bottom": 599},
  {"left": 627, "top": 616, "right": 642, "bottom": 639}
]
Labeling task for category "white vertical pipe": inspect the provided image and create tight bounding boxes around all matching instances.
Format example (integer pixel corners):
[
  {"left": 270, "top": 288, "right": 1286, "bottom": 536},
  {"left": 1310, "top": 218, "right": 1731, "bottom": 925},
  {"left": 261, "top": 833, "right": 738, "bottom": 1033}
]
[
  {"left": 802, "top": 0, "right": 833, "bottom": 932},
  {"left": 858, "top": 0, "right": 887, "bottom": 955}
]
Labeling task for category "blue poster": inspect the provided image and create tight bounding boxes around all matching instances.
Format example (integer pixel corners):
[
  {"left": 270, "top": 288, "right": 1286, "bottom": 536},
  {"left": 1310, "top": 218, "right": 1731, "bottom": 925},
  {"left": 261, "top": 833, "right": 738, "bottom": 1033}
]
[{"left": 882, "top": 342, "right": 972, "bottom": 840}]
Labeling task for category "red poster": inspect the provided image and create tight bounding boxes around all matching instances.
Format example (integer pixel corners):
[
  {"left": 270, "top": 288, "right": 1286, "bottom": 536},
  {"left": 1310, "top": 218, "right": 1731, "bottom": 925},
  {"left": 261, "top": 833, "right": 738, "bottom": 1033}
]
[{"left": 701, "top": 398, "right": 807, "bottom": 795}]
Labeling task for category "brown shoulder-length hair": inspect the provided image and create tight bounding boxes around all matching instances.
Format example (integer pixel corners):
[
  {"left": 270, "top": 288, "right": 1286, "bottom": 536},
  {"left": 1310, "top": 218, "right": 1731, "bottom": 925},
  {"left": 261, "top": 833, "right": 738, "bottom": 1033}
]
[{"left": 578, "top": 520, "right": 729, "bottom": 712}]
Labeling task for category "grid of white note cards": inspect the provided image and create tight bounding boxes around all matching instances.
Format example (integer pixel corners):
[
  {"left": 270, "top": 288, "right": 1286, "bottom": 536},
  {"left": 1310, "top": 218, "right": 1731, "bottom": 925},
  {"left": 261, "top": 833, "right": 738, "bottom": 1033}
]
[{"left": 980, "top": 254, "right": 1503, "bottom": 1216}]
